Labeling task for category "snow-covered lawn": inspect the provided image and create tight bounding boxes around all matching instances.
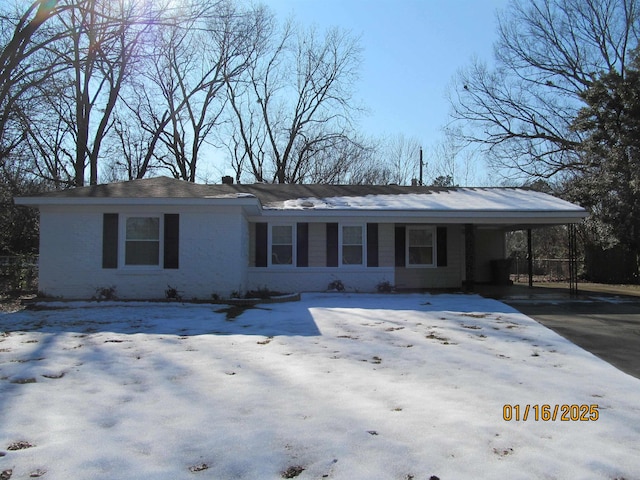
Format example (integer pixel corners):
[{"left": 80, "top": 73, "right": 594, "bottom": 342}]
[{"left": 1, "top": 293, "right": 639, "bottom": 479}]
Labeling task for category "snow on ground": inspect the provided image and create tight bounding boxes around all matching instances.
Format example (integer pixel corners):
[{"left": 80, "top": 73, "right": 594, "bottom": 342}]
[{"left": 1, "top": 293, "right": 639, "bottom": 480}]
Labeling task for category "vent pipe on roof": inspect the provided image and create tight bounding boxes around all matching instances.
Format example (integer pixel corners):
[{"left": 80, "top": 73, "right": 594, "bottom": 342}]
[{"left": 222, "top": 175, "right": 234, "bottom": 185}]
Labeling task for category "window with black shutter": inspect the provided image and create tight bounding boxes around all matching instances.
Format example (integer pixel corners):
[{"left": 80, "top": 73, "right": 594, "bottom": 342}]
[
  {"left": 395, "top": 226, "right": 406, "bottom": 267},
  {"left": 255, "top": 223, "right": 268, "bottom": 267},
  {"left": 367, "top": 223, "right": 379, "bottom": 267},
  {"left": 164, "top": 214, "right": 179, "bottom": 269},
  {"left": 297, "top": 223, "right": 309, "bottom": 267},
  {"left": 326, "top": 223, "right": 339, "bottom": 267},
  {"left": 437, "top": 226, "right": 448, "bottom": 267},
  {"left": 102, "top": 213, "right": 118, "bottom": 269}
]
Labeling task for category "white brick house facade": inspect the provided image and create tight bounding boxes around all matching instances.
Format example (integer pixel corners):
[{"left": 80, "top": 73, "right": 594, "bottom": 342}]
[{"left": 16, "top": 177, "right": 588, "bottom": 299}]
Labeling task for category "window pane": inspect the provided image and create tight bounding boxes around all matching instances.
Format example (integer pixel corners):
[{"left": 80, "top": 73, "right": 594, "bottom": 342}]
[
  {"left": 272, "top": 245, "right": 293, "bottom": 265},
  {"left": 409, "top": 246, "right": 433, "bottom": 265},
  {"left": 342, "top": 245, "right": 363, "bottom": 265},
  {"left": 409, "top": 228, "right": 432, "bottom": 246},
  {"left": 272, "top": 225, "right": 293, "bottom": 244},
  {"left": 125, "top": 241, "right": 160, "bottom": 265},
  {"left": 343, "top": 226, "right": 362, "bottom": 245},
  {"left": 126, "top": 217, "right": 159, "bottom": 240},
  {"left": 407, "top": 227, "right": 435, "bottom": 266}
]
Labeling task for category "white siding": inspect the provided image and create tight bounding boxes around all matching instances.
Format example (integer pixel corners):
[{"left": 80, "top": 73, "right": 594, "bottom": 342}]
[
  {"left": 248, "top": 222, "right": 256, "bottom": 267},
  {"left": 378, "top": 223, "right": 395, "bottom": 267},
  {"left": 39, "top": 209, "right": 102, "bottom": 299},
  {"left": 308, "top": 223, "right": 326, "bottom": 267},
  {"left": 245, "top": 221, "right": 395, "bottom": 292},
  {"left": 475, "top": 228, "right": 506, "bottom": 283},
  {"left": 395, "top": 226, "right": 464, "bottom": 289},
  {"left": 38, "top": 209, "right": 504, "bottom": 299},
  {"left": 38, "top": 205, "right": 248, "bottom": 299},
  {"left": 247, "top": 267, "right": 395, "bottom": 293}
]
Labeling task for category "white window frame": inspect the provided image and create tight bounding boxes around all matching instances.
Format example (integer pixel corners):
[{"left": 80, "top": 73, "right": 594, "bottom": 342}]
[
  {"left": 121, "top": 214, "right": 163, "bottom": 269},
  {"left": 406, "top": 225, "right": 436, "bottom": 268},
  {"left": 268, "top": 223, "right": 296, "bottom": 267},
  {"left": 340, "top": 224, "right": 365, "bottom": 267}
]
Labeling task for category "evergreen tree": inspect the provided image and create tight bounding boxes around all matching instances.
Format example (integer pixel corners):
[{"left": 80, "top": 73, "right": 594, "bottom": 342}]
[{"left": 571, "top": 50, "right": 640, "bottom": 255}]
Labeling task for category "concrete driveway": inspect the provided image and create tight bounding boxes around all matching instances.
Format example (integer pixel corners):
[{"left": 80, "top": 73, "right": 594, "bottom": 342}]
[{"left": 501, "top": 292, "right": 640, "bottom": 379}]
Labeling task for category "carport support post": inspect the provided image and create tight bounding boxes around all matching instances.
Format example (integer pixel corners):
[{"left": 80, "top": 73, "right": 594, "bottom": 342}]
[
  {"left": 464, "top": 224, "right": 475, "bottom": 291},
  {"left": 568, "top": 223, "right": 579, "bottom": 296},
  {"left": 527, "top": 229, "right": 533, "bottom": 288}
]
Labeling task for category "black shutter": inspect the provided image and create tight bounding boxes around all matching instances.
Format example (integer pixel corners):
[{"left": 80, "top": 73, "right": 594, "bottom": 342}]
[
  {"left": 395, "top": 226, "right": 406, "bottom": 267},
  {"left": 102, "top": 213, "right": 118, "bottom": 269},
  {"left": 255, "top": 223, "right": 268, "bottom": 267},
  {"left": 326, "top": 223, "right": 338, "bottom": 267},
  {"left": 367, "top": 223, "right": 379, "bottom": 267},
  {"left": 437, "top": 226, "right": 448, "bottom": 267},
  {"left": 164, "top": 214, "right": 179, "bottom": 269},
  {"left": 297, "top": 223, "right": 309, "bottom": 267}
]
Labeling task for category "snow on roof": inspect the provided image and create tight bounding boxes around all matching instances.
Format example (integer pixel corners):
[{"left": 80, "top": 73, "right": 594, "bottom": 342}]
[
  {"left": 265, "top": 188, "right": 585, "bottom": 212},
  {"left": 15, "top": 177, "right": 587, "bottom": 221}
]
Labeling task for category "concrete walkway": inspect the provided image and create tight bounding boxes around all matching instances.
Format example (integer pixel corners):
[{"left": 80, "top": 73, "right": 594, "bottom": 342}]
[{"left": 478, "top": 283, "right": 640, "bottom": 380}]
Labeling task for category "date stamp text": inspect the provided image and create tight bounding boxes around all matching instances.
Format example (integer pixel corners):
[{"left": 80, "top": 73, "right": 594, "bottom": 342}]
[{"left": 503, "top": 404, "right": 599, "bottom": 421}]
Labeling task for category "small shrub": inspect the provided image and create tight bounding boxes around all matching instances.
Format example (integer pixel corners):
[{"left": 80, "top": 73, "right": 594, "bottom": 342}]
[
  {"left": 165, "top": 285, "right": 182, "bottom": 301},
  {"left": 376, "top": 281, "right": 394, "bottom": 293},
  {"left": 1, "top": 255, "right": 37, "bottom": 293},
  {"left": 94, "top": 285, "right": 117, "bottom": 301},
  {"left": 327, "top": 279, "right": 345, "bottom": 292},
  {"left": 245, "top": 287, "right": 271, "bottom": 299},
  {"left": 244, "top": 287, "right": 286, "bottom": 299},
  {"left": 211, "top": 293, "right": 220, "bottom": 301}
]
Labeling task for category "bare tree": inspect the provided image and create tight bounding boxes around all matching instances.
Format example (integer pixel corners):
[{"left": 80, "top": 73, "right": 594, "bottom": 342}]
[
  {"left": 449, "top": 0, "right": 640, "bottom": 179},
  {"left": 378, "top": 134, "right": 421, "bottom": 185},
  {"left": 121, "top": 0, "right": 266, "bottom": 182},
  {"left": 298, "top": 134, "right": 378, "bottom": 184},
  {"left": 225, "top": 19, "right": 364, "bottom": 184},
  {"left": 55, "top": 0, "right": 165, "bottom": 186},
  {"left": 3, "top": 0, "right": 167, "bottom": 187},
  {"left": 0, "top": 0, "right": 75, "bottom": 169},
  {"left": 100, "top": 112, "right": 156, "bottom": 181},
  {"left": 425, "top": 128, "right": 481, "bottom": 186}
]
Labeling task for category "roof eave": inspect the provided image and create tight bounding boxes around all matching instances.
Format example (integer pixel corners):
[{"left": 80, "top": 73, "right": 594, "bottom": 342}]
[
  {"left": 14, "top": 196, "right": 587, "bottom": 224},
  {"left": 14, "top": 196, "right": 260, "bottom": 207},
  {"left": 258, "top": 208, "right": 588, "bottom": 223}
]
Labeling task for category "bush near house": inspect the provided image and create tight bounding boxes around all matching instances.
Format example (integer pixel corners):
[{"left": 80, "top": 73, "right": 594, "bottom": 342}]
[{"left": 0, "top": 255, "right": 38, "bottom": 294}]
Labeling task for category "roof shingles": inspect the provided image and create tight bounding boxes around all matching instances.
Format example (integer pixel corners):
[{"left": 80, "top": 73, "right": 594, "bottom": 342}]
[{"left": 18, "top": 176, "right": 586, "bottom": 214}]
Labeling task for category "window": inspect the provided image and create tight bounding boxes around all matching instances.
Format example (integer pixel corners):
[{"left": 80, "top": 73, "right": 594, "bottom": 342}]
[
  {"left": 342, "top": 225, "right": 363, "bottom": 265},
  {"left": 125, "top": 217, "right": 160, "bottom": 266},
  {"left": 407, "top": 226, "right": 435, "bottom": 266},
  {"left": 271, "top": 225, "right": 293, "bottom": 265}
]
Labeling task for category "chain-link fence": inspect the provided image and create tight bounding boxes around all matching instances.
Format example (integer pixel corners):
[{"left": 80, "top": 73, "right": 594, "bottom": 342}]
[{"left": 509, "top": 257, "right": 584, "bottom": 283}]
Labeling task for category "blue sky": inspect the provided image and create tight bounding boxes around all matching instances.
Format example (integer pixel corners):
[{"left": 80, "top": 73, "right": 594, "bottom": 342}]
[{"left": 267, "top": 0, "right": 509, "bottom": 167}]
